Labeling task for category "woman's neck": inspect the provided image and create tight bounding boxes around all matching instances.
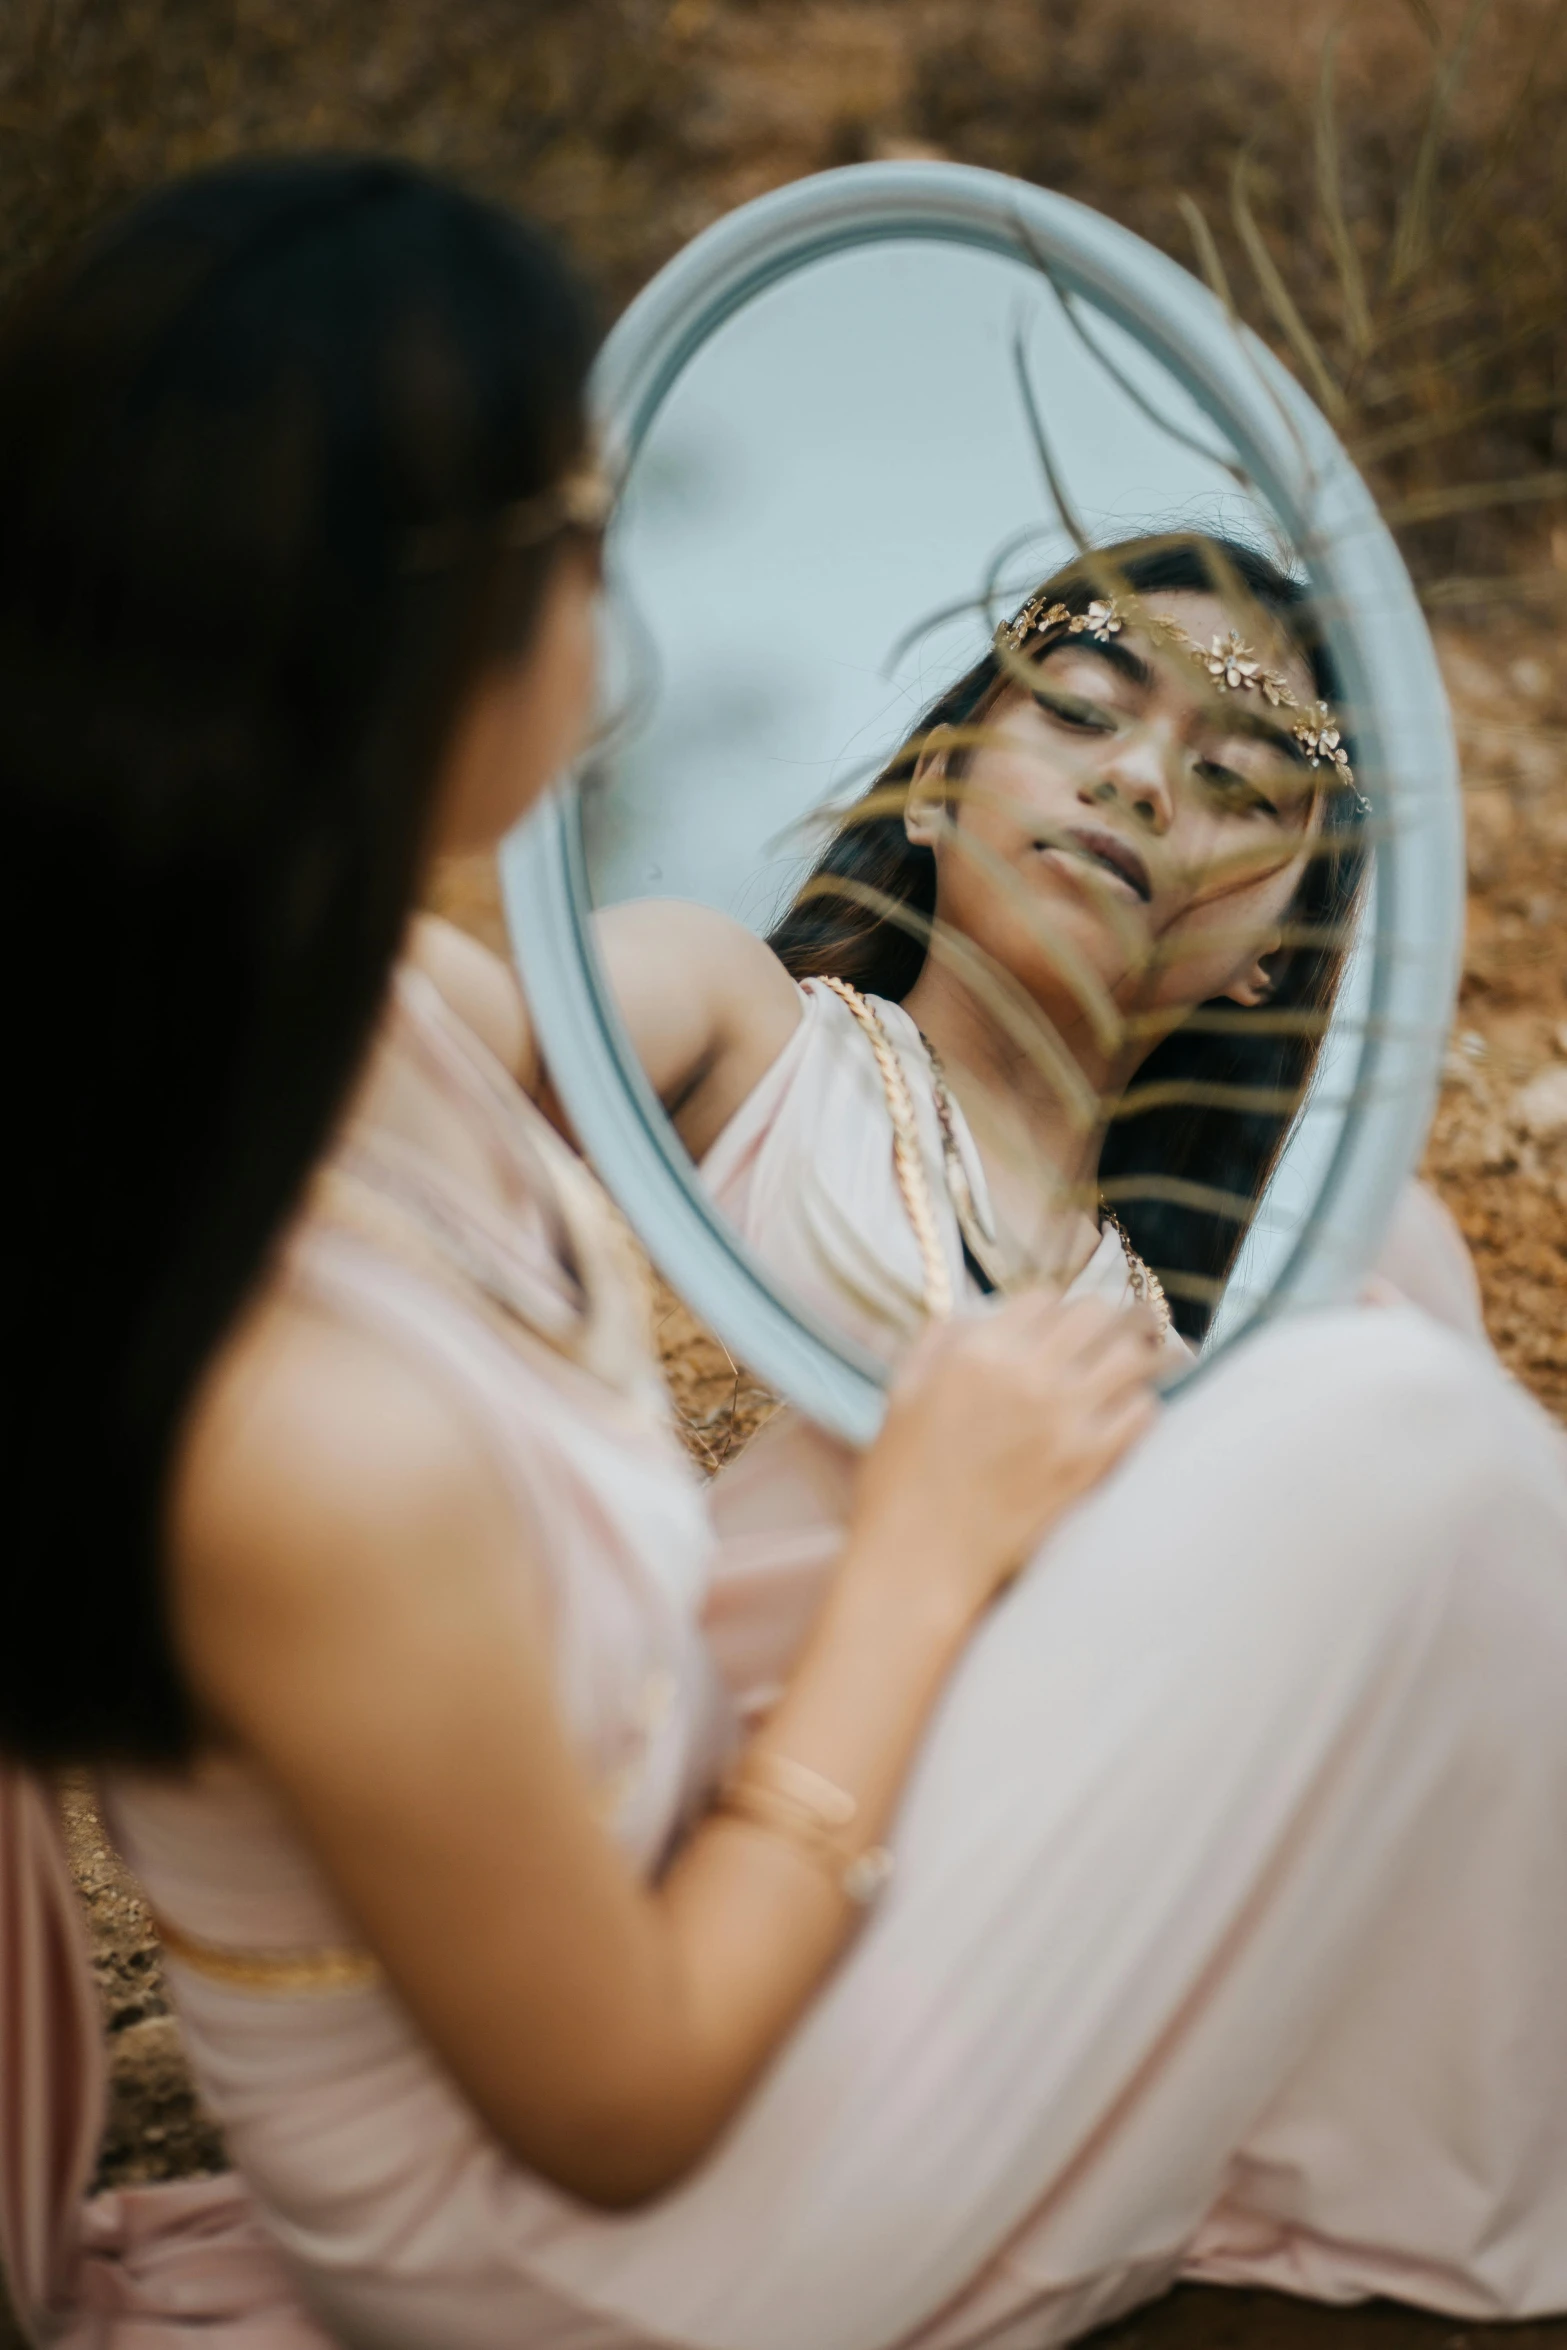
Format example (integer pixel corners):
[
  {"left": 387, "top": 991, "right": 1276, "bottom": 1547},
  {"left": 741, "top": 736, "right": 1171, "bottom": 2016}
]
[{"left": 897, "top": 958, "right": 1113, "bottom": 1286}]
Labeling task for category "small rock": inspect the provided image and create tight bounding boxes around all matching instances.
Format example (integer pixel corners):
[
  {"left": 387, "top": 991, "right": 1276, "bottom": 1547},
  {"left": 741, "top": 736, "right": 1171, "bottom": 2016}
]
[{"left": 1512, "top": 1065, "right": 1567, "bottom": 1141}]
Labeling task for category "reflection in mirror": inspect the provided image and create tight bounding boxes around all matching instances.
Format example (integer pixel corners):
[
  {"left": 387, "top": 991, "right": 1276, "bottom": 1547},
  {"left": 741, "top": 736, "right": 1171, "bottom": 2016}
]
[{"left": 579, "top": 236, "right": 1370, "bottom": 1384}]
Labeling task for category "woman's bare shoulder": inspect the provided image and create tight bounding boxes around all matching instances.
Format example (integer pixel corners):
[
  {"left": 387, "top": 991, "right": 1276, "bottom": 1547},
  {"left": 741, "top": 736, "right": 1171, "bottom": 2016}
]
[
  {"left": 598, "top": 897, "right": 800, "bottom": 1020},
  {"left": 407, "top": 913, "right": 533, "bottom": 1081},
  {"left": 591, "top": 899, "right": 803, "bottom": 1154},
  {"left": 168, "top": 1287, "right": 525, "bottom": 1712}
]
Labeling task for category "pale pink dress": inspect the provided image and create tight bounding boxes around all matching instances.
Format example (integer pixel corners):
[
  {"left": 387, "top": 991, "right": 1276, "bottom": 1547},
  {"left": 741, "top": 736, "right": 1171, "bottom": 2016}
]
[
  {"left": 27, "top": 970, "right": 1567, "bottom": 2349},
  {"left": 699, "top": 978, "right": 1493, "bottom": 1721},
  {"left": 702, "top": 979, "right": 1189, "bottom": 1368}
]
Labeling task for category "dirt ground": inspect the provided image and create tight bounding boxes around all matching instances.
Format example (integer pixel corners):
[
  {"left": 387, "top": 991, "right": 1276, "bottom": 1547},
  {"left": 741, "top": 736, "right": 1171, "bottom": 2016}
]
[{"left": 9, "top": 1, "right": 1567, "bottom": 2344}]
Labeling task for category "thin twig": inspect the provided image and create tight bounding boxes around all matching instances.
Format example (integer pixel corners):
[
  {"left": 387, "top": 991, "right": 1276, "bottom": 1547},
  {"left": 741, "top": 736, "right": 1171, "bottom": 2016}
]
[
  {"left": 1315, "top": 34, "right": 1374, "bottom": 362},
  {"left": 1232, "top": 148, "right": 1347, "bottom": 422}
]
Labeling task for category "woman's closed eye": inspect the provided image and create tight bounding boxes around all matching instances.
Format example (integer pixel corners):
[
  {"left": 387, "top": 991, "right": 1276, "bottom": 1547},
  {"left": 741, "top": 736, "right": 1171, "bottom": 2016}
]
[
  {"left": 1194, "top": 747, "right": 1316, "bottom": 828},
  {"left": 1195, "top": 759, "right": 1281, "bottom": 818},
  {"left": 1029, "top": 681, "right": 1123, "bottom": 735}
]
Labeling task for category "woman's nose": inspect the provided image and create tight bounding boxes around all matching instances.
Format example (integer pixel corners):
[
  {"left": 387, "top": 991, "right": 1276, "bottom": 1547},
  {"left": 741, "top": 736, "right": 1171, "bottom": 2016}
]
[{"left": 1079, "top": 729, "right": 1176, "bottom": 835}]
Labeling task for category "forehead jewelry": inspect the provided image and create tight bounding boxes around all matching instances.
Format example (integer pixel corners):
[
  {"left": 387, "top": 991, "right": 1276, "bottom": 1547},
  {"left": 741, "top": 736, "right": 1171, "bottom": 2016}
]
[
  {"left": 1001, "top": 593, "right": 1122, "bottom": 647},
  {"left": 996, "top": 590, "right": 1368, "bottom": 811}
]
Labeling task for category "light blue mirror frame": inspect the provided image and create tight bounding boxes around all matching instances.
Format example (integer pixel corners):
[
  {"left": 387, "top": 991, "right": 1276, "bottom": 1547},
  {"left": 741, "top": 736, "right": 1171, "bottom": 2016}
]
[{"left": 501, "top": 160, "right": 1464, "bottom": 1447}]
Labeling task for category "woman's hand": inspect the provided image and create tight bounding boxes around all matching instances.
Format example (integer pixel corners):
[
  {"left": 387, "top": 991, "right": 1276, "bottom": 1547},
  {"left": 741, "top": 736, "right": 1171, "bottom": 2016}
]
[{"left": 848, "top": 1294, "right": 1162, "bottom": 1632}]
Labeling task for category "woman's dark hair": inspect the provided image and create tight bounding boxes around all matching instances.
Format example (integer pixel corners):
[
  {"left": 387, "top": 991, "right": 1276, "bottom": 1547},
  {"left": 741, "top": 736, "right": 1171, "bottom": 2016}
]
[
  {"left": 3, "top": 158, "right": 597, "bottom": 1764},
  {"left": 768, "top": 535, "right": 1366, "bottom": 1341}
]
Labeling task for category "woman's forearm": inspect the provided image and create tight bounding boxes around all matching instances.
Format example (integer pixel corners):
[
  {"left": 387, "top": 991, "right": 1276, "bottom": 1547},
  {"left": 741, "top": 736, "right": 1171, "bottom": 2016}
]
[
  {"left": 587, "top": 1533, "right": 973, "bottom": 2203},
  {"left": 521, "top": 1303, "right": 1158, "bottom": 2206}
]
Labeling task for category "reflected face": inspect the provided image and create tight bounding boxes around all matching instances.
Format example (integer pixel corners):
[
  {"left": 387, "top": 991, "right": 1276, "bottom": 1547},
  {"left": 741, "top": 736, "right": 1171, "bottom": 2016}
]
[{"left": 909, "top": 590, "right": 1323, "bottom": 1041}]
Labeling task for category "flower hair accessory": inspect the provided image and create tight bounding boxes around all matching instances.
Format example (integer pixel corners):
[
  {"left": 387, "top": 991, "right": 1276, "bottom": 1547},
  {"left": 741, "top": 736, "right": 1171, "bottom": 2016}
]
[
  {"left": 995, "top": 589, "right": 1368, "bottom": 809},
  {"left": 999, "top": 592, "right": 1124, "bottom": 648}
]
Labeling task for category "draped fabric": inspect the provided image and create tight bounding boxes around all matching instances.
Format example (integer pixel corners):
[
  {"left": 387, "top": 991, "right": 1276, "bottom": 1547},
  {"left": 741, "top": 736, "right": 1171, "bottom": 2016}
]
[
  {"left": 0, "top": 1765, "right": 103, "bottom": 2340},
  {"left": 0, "top": 1767, "right": 335, "bottom": 2346}
]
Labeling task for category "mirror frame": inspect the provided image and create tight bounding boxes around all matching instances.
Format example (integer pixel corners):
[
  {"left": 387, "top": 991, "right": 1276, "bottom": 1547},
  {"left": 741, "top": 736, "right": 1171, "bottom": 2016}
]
[{"left": 501, "top": 159, "right": 1464, "bottom": 1446}]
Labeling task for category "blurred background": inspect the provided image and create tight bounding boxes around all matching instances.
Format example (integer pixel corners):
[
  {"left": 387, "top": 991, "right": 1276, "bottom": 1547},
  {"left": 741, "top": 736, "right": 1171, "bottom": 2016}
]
[
  {"left": 10, "top": 0, "right": 1563, "bottom": 1390},
  {"left": 8, "top": 4, "right": 1567, "bottom": 2344}
]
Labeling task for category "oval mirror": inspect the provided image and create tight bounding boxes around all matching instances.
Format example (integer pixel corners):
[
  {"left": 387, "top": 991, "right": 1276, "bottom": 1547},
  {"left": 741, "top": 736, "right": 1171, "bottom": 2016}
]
[{"left": 501, "top": 161, "right": 1463, "bottom": 1446}]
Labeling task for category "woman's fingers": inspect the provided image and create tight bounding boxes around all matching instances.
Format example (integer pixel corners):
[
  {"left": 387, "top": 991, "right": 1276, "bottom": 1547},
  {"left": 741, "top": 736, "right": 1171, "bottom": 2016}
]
[
  {"left": 986, "top": 1290, "right": 1116, "bottom": 1361},
  {"left": 1074, "top": 1319, "right": 1165, "bottom": 1398},
  {"left": 861, "top": 1288, "right": 1166, "bottom": 1623},
  {"left": 1086, "top": 1385, "right": 1160, "bottom": 1461},
  {"left": 988, "top": 1290, "right": 1162, "bottom": 1379}
]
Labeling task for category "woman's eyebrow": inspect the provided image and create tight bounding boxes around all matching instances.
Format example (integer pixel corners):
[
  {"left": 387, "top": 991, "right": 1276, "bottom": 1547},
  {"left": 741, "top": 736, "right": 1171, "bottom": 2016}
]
[
  {"left": 1219, "top": 703, "right": 1311, "bottom": 766},
  {"left": 1046, "top": 638, "right": 1153, "bottom": 692}
]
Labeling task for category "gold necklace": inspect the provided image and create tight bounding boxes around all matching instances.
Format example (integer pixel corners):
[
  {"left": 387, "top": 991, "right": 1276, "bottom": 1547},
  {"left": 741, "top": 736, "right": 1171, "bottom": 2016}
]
[
  {"left": 1087, "top": 1200, "right": 1173, "bottom": 1338},
  {"left": 819, "top": 977, "right": 1171, "bottom": 1339},
  {"left": 818, "top": 976, "right": 954, "bottom": 1318}
]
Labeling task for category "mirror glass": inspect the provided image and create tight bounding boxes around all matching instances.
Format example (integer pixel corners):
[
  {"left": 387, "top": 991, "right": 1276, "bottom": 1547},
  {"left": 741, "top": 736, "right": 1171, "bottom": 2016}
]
[{"left": 576, "top": 228, "right": 1377, "bottom": 1381}]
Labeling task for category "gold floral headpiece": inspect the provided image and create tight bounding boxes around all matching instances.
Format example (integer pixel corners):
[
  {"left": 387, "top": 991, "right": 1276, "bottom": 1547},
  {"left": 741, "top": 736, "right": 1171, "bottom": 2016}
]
[{"left": 996, "top": 590, "right": 1364, "bottom": 808}]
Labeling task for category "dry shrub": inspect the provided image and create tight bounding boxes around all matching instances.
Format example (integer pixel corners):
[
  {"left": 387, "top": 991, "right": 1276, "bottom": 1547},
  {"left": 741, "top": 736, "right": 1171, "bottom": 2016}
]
[
  {"left": 0, "top": 0, "right": 707, "bottom": 311},
  {"left": 7, "top": 0, "right": 1566, "bottom": 597},
  {"left": 911, "top": 0, "right": 1567, "bottom": 595}
]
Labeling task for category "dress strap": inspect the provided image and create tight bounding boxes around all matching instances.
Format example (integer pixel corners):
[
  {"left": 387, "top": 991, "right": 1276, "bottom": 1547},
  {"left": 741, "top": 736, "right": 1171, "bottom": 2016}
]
[{"left": 817, "top": 978, "right": 954, "bottom": 1320}]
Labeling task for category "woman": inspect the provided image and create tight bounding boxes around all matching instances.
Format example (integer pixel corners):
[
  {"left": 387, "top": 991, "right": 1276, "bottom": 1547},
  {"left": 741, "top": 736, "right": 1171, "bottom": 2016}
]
[
  {"left": 532, "top": 537, "right": 1389, "bottom": 1702},
  {"left": 568, "top": 532, "right": 1366, "bottom": 1357},
  {"left": 6, "top": 158, "right": 1567, "bottom": 2350}
]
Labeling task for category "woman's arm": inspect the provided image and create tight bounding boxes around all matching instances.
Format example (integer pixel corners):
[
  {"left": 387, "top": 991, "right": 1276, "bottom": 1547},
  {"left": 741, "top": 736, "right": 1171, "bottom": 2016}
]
[
  {"left": 409, "top": 902, "right": 801, "bottom": 1160},
  {"left": 172, "top": 1287, "right": 1158, "bottom": 2209}
]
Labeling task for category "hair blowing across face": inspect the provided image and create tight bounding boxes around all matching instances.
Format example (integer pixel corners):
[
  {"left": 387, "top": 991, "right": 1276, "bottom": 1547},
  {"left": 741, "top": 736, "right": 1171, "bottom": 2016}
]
[
  {"left": 767, "top": 536, "right": 1367, "bottom": 1342},
  {"left": 2, "top": 159, "right": 597, "bottom": 1764}
]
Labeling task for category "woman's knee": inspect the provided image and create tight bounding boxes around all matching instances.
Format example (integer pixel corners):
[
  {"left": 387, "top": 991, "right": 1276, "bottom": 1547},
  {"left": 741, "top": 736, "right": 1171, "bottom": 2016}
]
[{"left": 1184, "top": 1305, "right": 1567, "bottom": 1603}]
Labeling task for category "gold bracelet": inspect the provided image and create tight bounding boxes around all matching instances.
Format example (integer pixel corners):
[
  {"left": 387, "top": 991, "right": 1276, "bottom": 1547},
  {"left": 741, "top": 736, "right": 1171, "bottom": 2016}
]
[{"left": 714, "top": 1752, "right": 895, "bottom": 1908}]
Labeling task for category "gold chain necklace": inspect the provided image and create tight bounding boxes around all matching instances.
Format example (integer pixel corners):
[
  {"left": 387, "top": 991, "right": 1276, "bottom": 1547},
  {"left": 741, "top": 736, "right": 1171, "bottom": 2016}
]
[
  {"left": 819, "top": 977, "right": 1171, "bottom": 1338},
  {"left": 818, "top": 976, "right": 954, "bottom": 1318}
]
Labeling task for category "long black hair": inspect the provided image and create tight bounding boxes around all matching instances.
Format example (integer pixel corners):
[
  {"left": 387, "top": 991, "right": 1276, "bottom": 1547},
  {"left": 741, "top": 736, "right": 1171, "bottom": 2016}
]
[
  {"left": 768, "top": 536, "right": 1366, "bottom": 1341},
  {"left": 3, "top": 159, "right": 597, "bottom": 1764}
]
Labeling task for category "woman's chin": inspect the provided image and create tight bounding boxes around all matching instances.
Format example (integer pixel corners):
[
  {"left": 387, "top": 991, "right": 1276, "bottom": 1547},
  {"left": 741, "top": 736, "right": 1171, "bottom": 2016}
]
[{"left": 1002, "top": 865, "right": 1152, "bottom": 978}]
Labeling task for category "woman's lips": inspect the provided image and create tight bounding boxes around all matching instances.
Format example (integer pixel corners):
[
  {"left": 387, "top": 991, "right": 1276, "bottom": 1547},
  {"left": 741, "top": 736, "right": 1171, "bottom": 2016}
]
[{"left": 1038, "top": 824, "right": 1153, "bottom": 904}]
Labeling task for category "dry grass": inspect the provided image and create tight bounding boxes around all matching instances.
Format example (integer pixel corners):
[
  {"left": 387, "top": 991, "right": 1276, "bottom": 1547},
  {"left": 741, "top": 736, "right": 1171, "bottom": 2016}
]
[{"left": 6, "top": 0, "right": 1567, "bottom": 584}]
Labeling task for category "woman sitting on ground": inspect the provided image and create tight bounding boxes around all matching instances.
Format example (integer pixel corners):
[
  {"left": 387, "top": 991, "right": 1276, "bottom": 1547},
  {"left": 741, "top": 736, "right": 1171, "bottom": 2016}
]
[{"left": 4, "top": 157, "right": 1566, "bottom": 2350}]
